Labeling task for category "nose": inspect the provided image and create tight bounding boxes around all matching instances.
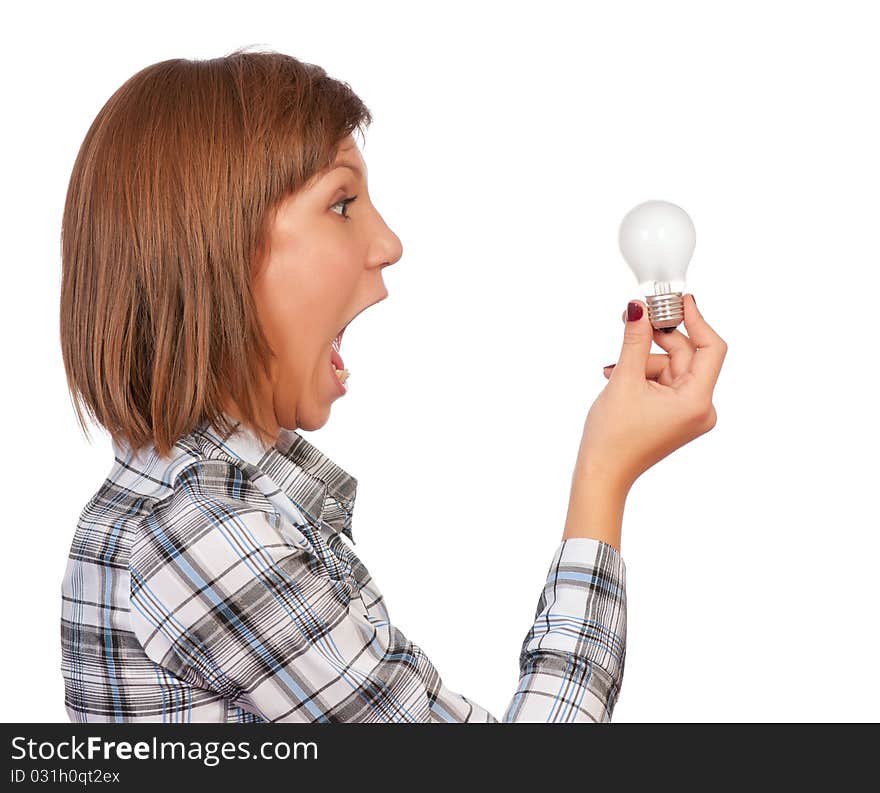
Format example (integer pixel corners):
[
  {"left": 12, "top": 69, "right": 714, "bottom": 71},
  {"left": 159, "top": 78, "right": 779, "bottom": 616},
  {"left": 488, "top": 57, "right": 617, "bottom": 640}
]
[
  {"left": 371, "top": 228, "right": 403, "bottom": 272},
  {"left": 386, "top": 229, "right": 403, "bottom": 268}
]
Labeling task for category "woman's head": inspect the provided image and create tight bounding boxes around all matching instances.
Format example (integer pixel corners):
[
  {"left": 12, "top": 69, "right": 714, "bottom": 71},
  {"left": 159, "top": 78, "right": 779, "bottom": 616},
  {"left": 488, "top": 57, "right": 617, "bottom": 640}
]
[
  {"left": 245, "top": 132, "right": 401, "bottom": 440},
  {"left": 60, "top": 46, "right": 402, "bottom": 457}
]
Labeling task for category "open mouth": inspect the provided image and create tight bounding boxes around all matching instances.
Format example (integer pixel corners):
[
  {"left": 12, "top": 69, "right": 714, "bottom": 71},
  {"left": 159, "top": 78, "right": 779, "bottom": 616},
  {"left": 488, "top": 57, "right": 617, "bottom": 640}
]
[
  {"left": 328, "top": 293, "right": 388, "bottom": 387},
  {"left": 330, "top": 325, "right": 349, "bottom": 385}
]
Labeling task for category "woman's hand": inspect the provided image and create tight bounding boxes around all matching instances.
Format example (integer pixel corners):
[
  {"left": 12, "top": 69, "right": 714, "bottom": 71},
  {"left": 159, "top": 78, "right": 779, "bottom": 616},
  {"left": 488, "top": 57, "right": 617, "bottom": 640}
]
[{"left": 574, "top": 294, "right": 727, "bottom": 498}]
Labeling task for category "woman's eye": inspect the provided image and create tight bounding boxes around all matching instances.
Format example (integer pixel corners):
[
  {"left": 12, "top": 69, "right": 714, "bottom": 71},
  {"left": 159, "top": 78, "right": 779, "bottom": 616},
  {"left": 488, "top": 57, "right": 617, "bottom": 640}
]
[{"left": 331, "top": 195, "right": 358, "bottom": 221}]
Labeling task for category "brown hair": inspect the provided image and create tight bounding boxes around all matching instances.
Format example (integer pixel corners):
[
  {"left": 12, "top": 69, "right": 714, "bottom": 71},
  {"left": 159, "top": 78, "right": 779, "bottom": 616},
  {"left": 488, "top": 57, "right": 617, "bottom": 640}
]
[{"left": 60, "top": 45, "right": 372, "bottom": 458}]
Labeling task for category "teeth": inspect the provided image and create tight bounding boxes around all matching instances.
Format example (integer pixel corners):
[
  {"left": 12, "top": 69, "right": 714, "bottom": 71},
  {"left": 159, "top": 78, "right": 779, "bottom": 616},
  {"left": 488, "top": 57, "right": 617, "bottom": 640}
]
[{"left": 333, "top": 366, "right": 350, "bottom": 383}]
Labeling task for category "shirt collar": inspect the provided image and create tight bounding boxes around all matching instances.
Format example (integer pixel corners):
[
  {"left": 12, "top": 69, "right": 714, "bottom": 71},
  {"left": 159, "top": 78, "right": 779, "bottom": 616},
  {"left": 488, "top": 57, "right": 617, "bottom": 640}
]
[{"left": 190, "top": 413, "right": 358, "bottom": 544}]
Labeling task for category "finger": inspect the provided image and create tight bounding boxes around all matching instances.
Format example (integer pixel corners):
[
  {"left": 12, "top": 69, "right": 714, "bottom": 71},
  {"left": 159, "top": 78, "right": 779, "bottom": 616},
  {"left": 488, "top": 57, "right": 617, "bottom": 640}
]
[
  {"left": 604, "top": 353, "right": 671, "bottom": 382},
  {"left": 650, "top": 326, "right": 694, "bottom": 380},
  {"left": 679, "top": 294, "right": 728, "bottom": 392},
  {"left": 611, "top": 300, "right": 653, "bottom": 385},
  {"left": 621, "top": 306, "right": 693, "bottom": 382}
]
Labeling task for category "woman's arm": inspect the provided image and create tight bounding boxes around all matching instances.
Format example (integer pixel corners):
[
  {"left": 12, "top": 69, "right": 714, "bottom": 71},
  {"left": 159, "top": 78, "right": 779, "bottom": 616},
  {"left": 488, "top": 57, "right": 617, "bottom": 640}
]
[
  {"left": 128, "top": 458, "right": 626, "bottom": 723},
  {"left": 565, "top": 294, "right": 728, "bottom": 554},
  {"left": 562, "top": 465, "right": 627, "bottom": 550}
]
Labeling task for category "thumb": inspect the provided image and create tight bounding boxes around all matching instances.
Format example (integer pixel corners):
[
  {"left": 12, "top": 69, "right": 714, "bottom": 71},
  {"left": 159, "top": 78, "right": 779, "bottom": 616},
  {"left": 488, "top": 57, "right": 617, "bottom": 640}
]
[{"left": 612, "top": 300, "right": 652, "bottom": 383}]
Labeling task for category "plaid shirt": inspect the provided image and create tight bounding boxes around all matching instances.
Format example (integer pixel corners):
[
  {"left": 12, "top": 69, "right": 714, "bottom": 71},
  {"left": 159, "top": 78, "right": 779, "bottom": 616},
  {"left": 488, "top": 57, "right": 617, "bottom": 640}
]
[{"left": 61, "top": 415, "right": 627, "bottom": 723}]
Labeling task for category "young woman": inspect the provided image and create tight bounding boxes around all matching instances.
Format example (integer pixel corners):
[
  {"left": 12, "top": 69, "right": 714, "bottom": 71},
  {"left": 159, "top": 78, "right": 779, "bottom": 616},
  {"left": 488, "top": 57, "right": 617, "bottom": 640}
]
[{"left": 59, "top": 48, "right": 727, "bottom": 723}]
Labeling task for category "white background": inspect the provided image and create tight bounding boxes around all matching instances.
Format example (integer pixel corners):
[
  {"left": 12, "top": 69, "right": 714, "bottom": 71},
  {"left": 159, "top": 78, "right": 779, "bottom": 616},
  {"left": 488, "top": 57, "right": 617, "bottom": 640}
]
[{"left": 3, "top": 0, "right": 878, "bottom": 722}]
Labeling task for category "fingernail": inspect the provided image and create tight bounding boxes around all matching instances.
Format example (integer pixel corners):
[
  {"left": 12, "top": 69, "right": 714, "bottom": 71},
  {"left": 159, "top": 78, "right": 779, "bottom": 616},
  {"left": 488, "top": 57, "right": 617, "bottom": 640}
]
[
  {"left": 627, "top": 302, "right": 643, "bottom": 322},
  {"left": 691, "top": 294, "right": 697, "bottom": 309},
  {"left": 603, "top": 363, "right": 616, "bottom": 371}
]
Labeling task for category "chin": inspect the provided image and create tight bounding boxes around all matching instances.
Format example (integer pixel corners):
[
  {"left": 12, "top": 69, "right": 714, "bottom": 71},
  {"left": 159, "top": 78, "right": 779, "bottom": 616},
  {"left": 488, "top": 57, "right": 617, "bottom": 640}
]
[
  {"left": 274, "top": 398, "right": 331, "bottom": 434},
  {"left": 295, "top": 411, "right": 331, "bottom": 432}
]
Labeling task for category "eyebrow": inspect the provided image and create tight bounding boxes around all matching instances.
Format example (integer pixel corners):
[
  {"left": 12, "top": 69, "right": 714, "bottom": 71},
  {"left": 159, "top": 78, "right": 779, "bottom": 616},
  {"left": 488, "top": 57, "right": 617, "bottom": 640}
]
[{"left": 326, "top": 163, "right": 364, "bottom": 181}]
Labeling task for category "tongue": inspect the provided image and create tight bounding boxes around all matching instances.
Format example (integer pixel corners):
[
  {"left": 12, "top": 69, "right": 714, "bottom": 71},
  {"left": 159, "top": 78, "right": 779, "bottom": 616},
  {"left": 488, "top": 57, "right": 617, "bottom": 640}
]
[{"left": 331, "top": 346, "right": 345, "bottom": 370}]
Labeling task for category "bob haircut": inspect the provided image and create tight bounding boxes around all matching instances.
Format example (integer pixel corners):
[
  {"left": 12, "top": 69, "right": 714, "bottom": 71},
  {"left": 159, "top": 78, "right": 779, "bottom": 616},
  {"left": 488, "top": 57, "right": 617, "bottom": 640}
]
[{"left": 60, "top": 46, "right": 372, "bottom": 458}]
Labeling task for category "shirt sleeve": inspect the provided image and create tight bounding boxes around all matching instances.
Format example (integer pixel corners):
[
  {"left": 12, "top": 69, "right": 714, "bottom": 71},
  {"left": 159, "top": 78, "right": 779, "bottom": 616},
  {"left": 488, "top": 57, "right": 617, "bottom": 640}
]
[
  {"left": 129, "top": 459, "right": 626, "bottom": 723},
  {"left": 448, "top": 537, "right": 627, "bottom": 723}
]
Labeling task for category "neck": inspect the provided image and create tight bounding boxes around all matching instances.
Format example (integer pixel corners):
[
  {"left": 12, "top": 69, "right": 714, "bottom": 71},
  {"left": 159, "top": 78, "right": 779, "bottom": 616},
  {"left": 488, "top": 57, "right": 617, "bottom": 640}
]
[{"left": 220, "top": 391, "right": 280, "bottom": 449}]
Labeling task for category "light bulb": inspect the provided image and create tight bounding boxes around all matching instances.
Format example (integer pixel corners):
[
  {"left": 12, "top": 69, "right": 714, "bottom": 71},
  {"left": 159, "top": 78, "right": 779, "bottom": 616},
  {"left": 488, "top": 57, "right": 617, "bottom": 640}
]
[{"left": 618, "top": 200, "right": 696, "bottom": 332}]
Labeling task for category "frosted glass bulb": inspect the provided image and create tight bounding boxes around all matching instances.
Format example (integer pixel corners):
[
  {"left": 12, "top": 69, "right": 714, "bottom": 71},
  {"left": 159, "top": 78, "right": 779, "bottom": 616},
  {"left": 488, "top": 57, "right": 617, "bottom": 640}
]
[{"left": 618, "top": 200, "right": 696, "bottom": 332}]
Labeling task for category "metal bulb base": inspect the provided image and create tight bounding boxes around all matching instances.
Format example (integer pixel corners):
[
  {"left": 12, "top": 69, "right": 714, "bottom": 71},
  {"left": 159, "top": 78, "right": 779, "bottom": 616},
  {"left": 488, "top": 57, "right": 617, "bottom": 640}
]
[{"left": 646, "top": 292, "right": 684, "bottom": 331}]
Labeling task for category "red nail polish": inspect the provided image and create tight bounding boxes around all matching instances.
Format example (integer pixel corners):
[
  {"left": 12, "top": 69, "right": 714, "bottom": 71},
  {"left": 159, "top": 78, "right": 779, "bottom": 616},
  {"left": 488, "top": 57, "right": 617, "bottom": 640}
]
[{"left": 627, "top": 302, "right": 643, "bottom": 321}]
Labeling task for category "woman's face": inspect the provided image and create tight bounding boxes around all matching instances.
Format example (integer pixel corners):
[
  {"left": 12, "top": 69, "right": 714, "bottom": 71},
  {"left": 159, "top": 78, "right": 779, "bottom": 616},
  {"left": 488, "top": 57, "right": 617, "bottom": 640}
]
[{"left": 236, "top": 134, "right": 403, "bottom": 439}]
